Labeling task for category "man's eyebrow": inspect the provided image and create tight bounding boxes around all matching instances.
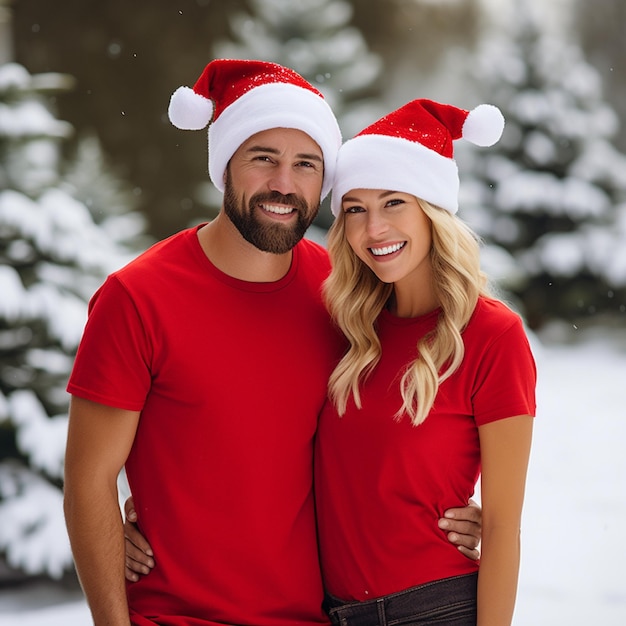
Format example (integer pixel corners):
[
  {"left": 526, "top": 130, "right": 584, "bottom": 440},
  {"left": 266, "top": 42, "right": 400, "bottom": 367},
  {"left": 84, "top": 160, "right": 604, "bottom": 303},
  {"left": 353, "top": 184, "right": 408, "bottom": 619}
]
[
  {"left": 245, "top": 146, "right": 323, "bottom": 163},
  {"left": 297, "top": 153, "right": 323, "bottom": 163},
  {"left": 246, "top": 145, "right": 280, "bottom": 155}
]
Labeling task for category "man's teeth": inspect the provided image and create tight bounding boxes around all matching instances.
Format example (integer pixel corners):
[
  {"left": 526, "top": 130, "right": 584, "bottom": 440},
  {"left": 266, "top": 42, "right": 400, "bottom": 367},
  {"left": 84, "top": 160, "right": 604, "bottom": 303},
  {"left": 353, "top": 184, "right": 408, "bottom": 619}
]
[
  {"left": 370, "top": 242, "right": 405, "bottom": 256},
  {"left": 261, "top": 204, "right": 294, "bottom": 215}
]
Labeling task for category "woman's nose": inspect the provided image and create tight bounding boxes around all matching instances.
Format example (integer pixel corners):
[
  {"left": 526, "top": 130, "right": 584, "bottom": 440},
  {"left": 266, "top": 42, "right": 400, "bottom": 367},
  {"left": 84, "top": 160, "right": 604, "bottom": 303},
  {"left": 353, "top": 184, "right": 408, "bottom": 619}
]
[{"left": 365, "top": 211, "right": 389, "bottom": 238}]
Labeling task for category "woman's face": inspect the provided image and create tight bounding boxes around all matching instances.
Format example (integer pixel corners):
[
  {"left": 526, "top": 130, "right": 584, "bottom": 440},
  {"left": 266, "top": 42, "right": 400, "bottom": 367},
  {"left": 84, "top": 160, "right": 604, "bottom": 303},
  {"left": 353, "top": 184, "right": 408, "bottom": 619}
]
[{"left": 341, "top": 188, "right": 433, "bottom": 286}]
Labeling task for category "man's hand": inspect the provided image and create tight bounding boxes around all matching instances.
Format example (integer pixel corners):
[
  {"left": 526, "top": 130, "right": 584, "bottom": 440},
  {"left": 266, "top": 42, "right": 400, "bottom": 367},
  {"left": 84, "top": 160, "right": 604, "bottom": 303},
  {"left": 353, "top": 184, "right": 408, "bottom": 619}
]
[
  {"left": 123, "top": 498, "right": 482, "bottom": 580},
  {"left": 439, "top": 499, "right": 482, "bottom": 560},
  {"left": 124, "top": 496, "right": 155, "bottom": 582}
]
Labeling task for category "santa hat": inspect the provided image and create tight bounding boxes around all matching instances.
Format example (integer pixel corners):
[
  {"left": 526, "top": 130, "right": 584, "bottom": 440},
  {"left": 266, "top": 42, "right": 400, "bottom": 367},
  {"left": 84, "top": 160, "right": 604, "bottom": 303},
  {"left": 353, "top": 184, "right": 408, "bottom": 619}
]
[
  {"left": 168, "top": 59, "right": 342, "bottom": 200},
  {"left": 330, "top": 99, "right": 505, "bottom": 215}
]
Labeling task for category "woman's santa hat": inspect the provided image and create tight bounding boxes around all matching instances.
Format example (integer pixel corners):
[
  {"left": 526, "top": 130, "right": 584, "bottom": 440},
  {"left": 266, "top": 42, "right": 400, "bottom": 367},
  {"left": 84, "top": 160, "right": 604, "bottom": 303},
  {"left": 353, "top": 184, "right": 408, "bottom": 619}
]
[
  {"left": 331, "top": 99, "right": 505, "bottom": 215},
  {"left": 168, "top": 59, "right": 342, "bottom": 200}
]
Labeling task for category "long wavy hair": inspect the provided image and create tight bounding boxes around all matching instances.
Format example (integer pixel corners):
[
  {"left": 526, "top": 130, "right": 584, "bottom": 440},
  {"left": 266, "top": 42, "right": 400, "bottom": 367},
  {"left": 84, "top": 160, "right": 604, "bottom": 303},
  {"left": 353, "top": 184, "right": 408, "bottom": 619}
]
[{"left": 323, "top": 198, "right": 492, "bottom": 426}]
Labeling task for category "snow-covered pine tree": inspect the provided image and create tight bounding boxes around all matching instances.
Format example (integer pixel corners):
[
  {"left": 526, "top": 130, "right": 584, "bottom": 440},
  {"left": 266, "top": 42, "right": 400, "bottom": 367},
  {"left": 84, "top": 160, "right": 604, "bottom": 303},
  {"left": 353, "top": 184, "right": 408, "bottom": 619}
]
[
  {"left": 462, "top": 9, "right": 626, "bottom": 328},
  {"left": 0, "top": 63, "right": 138, "bottom": 581},
  {"left": 63, "top": 132, "right": 151, "bottom": 252}
]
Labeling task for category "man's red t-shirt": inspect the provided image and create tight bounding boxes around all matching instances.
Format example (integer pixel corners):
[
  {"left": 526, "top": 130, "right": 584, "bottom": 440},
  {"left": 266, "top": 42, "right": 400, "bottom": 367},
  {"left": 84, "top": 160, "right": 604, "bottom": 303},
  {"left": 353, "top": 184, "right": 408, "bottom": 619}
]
[{"left": 68, "top": 227, "right": 343, "bottom": 625}]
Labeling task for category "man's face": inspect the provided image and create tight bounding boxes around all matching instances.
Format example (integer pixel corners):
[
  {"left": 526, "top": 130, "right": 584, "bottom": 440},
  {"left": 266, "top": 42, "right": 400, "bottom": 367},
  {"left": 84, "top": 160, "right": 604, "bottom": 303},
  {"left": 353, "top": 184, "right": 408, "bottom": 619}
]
[{"left": 223, "top": 128, "right": 324, "bottom": 254}]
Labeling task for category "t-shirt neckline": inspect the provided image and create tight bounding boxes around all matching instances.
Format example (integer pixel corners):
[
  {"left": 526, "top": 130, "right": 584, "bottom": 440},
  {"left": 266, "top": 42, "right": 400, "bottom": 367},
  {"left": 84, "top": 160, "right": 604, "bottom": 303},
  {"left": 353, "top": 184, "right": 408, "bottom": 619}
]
[{"left": 187, "top": 224, "right": 299, "bottom": 293}]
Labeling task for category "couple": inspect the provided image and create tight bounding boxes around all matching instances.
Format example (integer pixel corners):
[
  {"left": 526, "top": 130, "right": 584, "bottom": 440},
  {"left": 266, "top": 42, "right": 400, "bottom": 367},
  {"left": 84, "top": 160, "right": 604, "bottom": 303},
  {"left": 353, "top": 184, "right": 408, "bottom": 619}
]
[{"left": 63, "top": 59, "right": 535, "bottom": 626}]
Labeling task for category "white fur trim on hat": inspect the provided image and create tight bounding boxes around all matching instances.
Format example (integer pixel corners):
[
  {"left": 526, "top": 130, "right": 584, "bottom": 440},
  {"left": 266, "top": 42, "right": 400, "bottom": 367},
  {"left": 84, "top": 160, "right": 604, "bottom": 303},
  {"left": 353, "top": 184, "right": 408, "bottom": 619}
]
[
  {"left": 168, "top": 86, "right": 215, "bottom": 131},
  {"left": 331, "top": 134, "right": 460, "bottom": 216},
  {"left": 208, "top": 82, "right": 342, "bottom": 201},
  {"left": 463, "top": 104, "right": 505, "bottom": 147}
]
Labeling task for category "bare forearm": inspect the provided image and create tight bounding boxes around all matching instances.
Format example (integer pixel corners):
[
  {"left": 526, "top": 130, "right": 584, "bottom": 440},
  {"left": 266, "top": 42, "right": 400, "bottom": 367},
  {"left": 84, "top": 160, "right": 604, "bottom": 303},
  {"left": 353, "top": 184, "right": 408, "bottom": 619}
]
[
  {"left": 477, "top": 526, "right": 521, "bottom": 626},
  {"left": 64, "top": 397, "right": 142, "bottom": 624},
  {"left": 65, "top": 484, "right": 131, "bottom": 625}
]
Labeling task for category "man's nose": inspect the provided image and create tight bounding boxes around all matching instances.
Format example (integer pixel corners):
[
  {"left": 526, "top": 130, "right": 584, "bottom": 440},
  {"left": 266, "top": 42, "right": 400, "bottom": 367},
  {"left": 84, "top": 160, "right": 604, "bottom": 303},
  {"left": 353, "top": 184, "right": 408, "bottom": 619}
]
[{"left": 267, "top": 165, "right": 297, "bottom": 195}]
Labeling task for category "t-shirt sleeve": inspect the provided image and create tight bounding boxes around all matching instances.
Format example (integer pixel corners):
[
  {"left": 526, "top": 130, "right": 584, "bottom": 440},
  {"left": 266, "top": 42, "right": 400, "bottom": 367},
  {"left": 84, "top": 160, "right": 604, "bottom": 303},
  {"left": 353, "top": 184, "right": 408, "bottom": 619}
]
[
  {"left": 471, "top": 316, "right": 537, "bottom": 426},
  {"left": 67, "top": 275, "right": 152, "bottom": 411}
]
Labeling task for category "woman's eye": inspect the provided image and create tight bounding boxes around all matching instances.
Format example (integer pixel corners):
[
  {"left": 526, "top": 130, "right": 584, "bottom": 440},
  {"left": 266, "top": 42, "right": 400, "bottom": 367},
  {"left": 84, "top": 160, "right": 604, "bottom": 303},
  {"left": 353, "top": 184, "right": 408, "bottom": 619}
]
[{"left": 344, "top": 206, "right": 364, "bottom": 214}]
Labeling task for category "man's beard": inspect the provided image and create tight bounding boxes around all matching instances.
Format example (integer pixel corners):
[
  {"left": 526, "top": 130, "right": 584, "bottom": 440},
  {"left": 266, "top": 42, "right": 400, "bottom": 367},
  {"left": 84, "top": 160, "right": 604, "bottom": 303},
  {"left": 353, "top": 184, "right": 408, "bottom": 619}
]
[{"left": 223, "top": 172, "right": 320, "bottom": 254}]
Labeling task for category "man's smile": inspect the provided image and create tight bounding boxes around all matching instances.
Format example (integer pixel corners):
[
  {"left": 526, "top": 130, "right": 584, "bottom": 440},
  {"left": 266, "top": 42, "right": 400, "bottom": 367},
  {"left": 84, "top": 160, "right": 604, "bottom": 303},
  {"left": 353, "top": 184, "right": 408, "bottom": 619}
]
[{"left": 259, "top": 203, "right": 296, "bottom": 215}]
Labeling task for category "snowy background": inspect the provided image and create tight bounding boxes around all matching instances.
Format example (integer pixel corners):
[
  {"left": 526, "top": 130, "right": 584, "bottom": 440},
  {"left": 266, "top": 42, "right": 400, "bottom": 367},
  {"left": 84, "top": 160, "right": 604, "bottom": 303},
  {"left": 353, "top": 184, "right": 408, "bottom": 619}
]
[
  {"left": 1, "top": 323, "right": 625, "bottom": 624},
  {"left": 1, "top": 0, "right": 625, "bottom": 623}
]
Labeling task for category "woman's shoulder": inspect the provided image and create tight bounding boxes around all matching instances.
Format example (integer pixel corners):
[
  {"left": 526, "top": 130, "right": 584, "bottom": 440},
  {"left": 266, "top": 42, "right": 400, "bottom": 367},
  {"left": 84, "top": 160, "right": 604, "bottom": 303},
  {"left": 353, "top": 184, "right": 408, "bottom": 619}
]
[{"left": 468, "top": 296, "right": 527, "bottom": 336}]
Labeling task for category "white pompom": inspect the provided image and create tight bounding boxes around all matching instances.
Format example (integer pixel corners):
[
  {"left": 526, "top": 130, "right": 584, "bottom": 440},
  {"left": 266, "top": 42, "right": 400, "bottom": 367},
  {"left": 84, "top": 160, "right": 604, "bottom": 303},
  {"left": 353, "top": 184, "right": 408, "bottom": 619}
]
[
  {"left": 168, "top": 86, "right": 214, "bottom": 130},
  {"left": 462, "top": 104, "right": 505, "bottom": 147}
]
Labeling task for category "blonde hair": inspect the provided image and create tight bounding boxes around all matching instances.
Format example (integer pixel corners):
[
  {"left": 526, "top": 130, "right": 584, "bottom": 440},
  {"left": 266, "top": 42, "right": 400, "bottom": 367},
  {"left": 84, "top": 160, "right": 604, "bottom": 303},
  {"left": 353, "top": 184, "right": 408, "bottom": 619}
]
[{"left": 324, "top": 199, "right": 492, "bottom": 426}]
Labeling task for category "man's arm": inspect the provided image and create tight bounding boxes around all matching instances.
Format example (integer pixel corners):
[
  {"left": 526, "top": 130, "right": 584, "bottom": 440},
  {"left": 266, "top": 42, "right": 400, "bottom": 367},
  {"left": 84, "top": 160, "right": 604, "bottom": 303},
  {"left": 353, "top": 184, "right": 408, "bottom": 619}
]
[
  {"left": 64, "top": 396, "right": 140, "bottom": 625},
  {"left": 440, "top": 499, "right": 482, "bottom": 560}
]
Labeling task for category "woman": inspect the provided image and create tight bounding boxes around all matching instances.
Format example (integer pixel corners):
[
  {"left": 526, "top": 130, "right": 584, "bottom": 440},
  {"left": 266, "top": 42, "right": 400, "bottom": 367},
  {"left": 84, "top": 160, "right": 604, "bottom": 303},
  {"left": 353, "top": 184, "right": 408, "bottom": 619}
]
[{"left": 315, "top": 99, "right": 535, "bottom": 625}]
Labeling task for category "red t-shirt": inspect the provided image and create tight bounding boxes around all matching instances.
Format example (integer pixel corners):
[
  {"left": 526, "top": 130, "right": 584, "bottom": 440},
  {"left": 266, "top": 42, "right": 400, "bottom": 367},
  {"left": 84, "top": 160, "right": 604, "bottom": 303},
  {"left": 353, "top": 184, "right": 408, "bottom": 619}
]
[
  {"left": 315, "top": 297, "right": 536, "bottom": 601},
  {"left": 68, "top": 226, "right": 344, "bottom": 625}
]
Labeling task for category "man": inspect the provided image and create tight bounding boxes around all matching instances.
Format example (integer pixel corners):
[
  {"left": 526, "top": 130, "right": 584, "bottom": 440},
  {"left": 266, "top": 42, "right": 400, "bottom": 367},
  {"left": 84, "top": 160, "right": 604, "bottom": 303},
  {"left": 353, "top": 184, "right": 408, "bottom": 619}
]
[{"left": 64, "top": 59, "right": 480, "bottom": 626}]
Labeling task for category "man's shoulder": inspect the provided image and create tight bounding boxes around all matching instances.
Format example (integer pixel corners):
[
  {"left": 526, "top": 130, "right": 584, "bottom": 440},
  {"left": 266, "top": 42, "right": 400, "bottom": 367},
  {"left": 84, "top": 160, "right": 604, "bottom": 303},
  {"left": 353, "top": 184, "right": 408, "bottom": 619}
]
[
  {"left": 116, "top": 227, "right": 197, "bottom": 278},
  {"left": 297, "top": 236, "right": 330, "bottom": 264},
  {"left": 295, "top": 238, "right": 331, "bottom": 286}
]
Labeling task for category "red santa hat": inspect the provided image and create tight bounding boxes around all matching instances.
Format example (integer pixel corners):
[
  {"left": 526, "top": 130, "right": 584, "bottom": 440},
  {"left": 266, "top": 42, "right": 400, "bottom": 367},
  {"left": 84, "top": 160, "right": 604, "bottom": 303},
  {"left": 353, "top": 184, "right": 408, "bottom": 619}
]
[
  {"left": 330, "top": 99, "right": 505, "bottom": 215},
  {"left": 168, "top": 59, "right": 342, "bottom": 200}
]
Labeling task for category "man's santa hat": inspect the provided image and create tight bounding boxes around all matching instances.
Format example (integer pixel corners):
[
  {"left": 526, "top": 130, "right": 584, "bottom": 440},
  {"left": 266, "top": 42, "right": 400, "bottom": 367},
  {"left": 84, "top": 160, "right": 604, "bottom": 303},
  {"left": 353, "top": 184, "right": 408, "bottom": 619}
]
[
  {"left": 331, "top": 98, "right": 505, "bottom": 215},
  {"left": 168, "top": 59, "right": 342, "bottom": 200}
]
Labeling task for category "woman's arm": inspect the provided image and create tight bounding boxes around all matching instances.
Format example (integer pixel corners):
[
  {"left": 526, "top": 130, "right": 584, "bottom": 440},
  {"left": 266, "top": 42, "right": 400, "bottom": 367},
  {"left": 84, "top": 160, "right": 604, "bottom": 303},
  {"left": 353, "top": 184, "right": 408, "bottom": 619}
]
[{"left": 477, "top": 414, "right": 533, "bottom": 626}]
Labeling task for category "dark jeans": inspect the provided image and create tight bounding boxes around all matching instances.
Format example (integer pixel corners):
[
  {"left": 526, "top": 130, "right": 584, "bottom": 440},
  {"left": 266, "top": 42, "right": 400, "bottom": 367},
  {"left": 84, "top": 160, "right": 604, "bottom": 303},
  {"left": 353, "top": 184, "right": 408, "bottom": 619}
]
[{"left": 323, "top": 573, "right": 478, "bottom": 626}]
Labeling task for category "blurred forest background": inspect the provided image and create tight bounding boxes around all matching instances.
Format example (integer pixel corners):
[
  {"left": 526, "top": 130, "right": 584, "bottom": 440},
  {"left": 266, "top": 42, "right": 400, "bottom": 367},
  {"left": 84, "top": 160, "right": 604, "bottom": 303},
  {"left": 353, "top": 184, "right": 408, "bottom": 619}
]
[{"left": 0, "top": 0, "right": 625, "bottom": 593}]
